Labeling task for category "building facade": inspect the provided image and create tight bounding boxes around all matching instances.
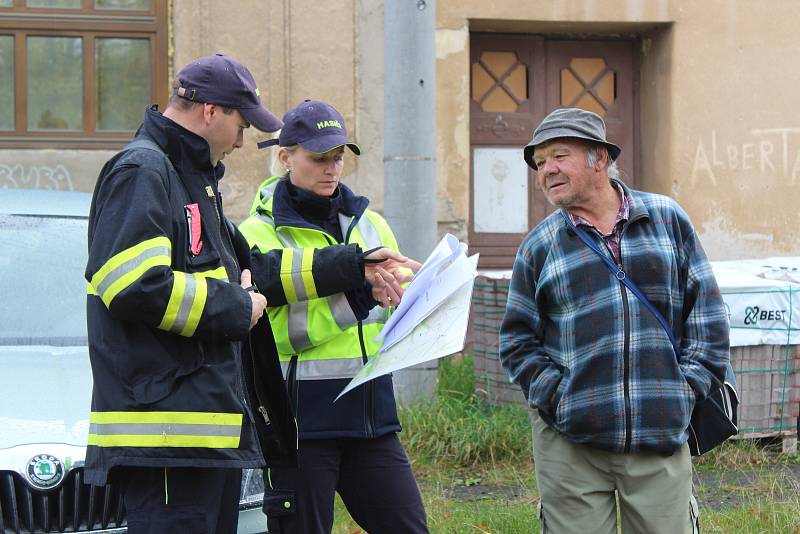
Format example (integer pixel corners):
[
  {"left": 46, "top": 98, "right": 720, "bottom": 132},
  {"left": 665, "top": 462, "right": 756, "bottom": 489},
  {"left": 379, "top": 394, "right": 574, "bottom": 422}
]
[{"left": 2, "top": 0, "right": 798, "bottom": 263}]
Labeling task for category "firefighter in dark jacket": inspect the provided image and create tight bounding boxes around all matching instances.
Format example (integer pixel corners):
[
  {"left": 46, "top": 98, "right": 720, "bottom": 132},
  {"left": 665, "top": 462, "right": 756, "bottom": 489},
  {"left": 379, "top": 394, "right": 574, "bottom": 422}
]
[{"left": 84, "top": 55, "right": 414, "bottom": 534}]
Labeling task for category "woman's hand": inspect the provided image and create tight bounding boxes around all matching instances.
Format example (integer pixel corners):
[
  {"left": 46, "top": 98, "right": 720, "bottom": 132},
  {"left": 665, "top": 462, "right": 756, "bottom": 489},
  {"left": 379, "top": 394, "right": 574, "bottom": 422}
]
[{"left": 363, "top": 249, "right": 422, "bottom": 307}]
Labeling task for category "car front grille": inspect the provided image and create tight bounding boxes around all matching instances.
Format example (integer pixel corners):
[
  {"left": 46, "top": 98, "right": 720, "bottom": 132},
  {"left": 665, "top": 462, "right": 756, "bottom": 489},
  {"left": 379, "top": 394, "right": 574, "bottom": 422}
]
[{"left": 0, "top": 469, "right": 126, "bottom": 533}]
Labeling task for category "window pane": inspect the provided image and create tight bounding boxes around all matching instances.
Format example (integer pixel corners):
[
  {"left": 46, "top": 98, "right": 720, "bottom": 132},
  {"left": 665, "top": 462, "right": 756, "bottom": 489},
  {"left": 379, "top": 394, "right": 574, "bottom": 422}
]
[
  {"left": 26, "top": 0, "right": 81, "bottom": 7},
  {"left": 96, "top": 38, "right": 150, "bottom": 131},
  {"left": 95, "top": 0, "right": 150, "bottom": 9},
  {"left": 0, "top": 36, "right": 13, "bottom": 130},
  {"left": 0, "top": 0, "right": 13, "bottom": 7},
  {"left": 27, "top": 36, "right": 83, "bottom": 131}
]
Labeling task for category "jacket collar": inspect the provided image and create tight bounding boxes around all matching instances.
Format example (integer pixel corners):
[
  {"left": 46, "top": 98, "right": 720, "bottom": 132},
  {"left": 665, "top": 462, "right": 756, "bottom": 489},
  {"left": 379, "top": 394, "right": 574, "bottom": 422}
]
[
  {"left": 285, "top": 180, "right": 346, "bottom": 222},
  {"left": 557, "top": 179, "right": 649, "bottom": 233},
  {"left": 136, "top": 105, "right": 226, "bottom": 182},
  {"left": 271, "top": 178, "right": 369, "bottom": 231},
  {"left": 613, "top": 179, "right": 650, "bottom": 225}
]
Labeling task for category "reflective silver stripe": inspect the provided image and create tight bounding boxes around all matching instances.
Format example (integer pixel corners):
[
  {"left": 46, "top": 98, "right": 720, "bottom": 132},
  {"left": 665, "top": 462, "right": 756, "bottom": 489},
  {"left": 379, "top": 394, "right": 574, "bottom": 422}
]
[
  {"left": 280, "top": 360, "right": 290, "bottom": 377},
  {"left": 169, "top": 273, "right": 197, "bottom": 334},
  {"left": 355, "top": 214, "right": 382, "bottom": 248},
  {"left": 364, "top": 305, "right": 389, "bottom": 325},
  {"left": 338, "top": 213, "right": 352, "bottom": 241},
  {"left": 295, "top": 357, "right": 364, "bottom": 380},
  {"left": 259, "top": 179, "right": 280, "bottom": 203},
  {"left": 270, "top": 222, "right": 308, "bottom": 351},
  {"left": 94, "top": 245, "right": 170, "bottom": 298},
  {"left": 328, "top": 293, "right": 358, "bottom": 330},
  {"left": 253, "top": 212, "right": 296, "bottom": 248},
  {"left": 89, "top": 423, "right": 240, "bottom": 437},
  {"left": 276, "top": 229, "right": 297, "bottom": 247},
  {"left": 253, "top": 212, "right": 275, "bottom": 226},
  {"left": 287, "top": 301, "right": 314, "bottom": 352},
  {"left": 290, "top": 247, "right": 308, "bottom": 301}
]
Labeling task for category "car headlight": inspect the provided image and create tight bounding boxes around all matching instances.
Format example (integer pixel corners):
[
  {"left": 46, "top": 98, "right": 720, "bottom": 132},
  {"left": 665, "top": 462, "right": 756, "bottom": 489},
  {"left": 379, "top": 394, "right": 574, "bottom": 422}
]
[{"left": 240, "top": 468, "right": 265, "bottom": 509}]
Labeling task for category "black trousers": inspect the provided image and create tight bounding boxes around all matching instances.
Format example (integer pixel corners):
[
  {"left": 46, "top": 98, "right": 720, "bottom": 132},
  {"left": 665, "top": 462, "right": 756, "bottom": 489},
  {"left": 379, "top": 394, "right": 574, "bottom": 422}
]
[
  {"left": 121, "top": 466, "right": 242, "bottom": 534},
  {"left": 264, "top": 433, "right": 428, "bottom": 534}
]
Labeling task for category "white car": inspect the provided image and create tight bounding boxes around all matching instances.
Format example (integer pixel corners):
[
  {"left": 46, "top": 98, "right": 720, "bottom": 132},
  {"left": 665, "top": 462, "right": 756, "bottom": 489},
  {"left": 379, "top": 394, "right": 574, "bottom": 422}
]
[{"left": 0, "top": 189, "right": 267, "bottom": 533}]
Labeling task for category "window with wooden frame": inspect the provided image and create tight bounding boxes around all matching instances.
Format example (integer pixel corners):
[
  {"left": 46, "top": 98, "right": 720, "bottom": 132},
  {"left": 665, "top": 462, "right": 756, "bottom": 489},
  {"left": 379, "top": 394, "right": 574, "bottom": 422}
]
[{"left": 0, "top": 0, "right": 168, "bottom": 149}]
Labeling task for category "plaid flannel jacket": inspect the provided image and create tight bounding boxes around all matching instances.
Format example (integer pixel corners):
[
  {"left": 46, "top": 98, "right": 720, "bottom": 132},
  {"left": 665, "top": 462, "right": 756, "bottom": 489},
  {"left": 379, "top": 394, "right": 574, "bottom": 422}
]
[{"left": 500, "top": 181, "right": 730, "bottom": 454}]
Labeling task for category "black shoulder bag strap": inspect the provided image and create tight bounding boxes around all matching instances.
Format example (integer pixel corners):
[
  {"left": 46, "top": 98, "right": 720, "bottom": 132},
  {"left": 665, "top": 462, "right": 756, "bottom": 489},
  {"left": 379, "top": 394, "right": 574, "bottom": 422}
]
[{"left": 559, "top": 210, "right": 738, "bottom": 456}]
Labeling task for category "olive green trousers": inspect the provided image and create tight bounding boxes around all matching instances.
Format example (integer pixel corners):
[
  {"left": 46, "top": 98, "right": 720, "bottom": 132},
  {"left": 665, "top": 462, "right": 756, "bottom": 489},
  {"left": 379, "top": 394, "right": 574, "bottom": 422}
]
[{"left": 531, "top": 410, "right": 700, "bottom": 534}]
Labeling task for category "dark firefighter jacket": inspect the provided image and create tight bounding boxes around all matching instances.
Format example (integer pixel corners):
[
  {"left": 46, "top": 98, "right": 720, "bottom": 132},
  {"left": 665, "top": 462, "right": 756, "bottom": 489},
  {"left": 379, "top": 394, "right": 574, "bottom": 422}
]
[{"left": 84, "top": 106, "right": 368, "bottom": 485}]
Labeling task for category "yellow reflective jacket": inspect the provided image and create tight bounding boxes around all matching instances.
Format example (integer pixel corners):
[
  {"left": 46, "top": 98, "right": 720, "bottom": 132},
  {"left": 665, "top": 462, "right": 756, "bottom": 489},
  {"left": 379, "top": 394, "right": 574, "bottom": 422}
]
[{"left": 239, "top": 177, "right": 402, "bottom": 440}]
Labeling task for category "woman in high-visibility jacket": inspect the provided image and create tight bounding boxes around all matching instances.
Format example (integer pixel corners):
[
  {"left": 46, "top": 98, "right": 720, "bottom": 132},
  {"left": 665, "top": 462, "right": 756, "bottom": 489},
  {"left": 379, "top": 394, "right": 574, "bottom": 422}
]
[{"left": 239, "top": 100, "right": 429, "bottom": 534}]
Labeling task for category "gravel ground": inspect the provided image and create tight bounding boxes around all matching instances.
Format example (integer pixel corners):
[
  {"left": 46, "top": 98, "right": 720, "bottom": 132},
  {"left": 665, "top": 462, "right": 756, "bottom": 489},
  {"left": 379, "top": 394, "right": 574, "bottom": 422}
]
[{"left": 693, "top": 463, "right": 800, "bottom": 511}]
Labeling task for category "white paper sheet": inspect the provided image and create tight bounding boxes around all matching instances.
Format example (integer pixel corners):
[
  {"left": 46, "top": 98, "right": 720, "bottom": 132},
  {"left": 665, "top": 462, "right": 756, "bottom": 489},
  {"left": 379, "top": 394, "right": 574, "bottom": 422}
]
[
  {"left": 336, "top": 255, "right": 478, "bottom": 400},
  {"left": 375, "top": 234, "right": 474, "bottom": 350}
]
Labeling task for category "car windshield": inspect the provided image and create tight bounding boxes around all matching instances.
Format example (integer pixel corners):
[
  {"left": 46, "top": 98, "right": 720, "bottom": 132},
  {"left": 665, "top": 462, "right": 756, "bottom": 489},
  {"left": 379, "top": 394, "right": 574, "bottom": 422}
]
[{"left": 0, "top": 213, "right": 87, "bottom": 346}]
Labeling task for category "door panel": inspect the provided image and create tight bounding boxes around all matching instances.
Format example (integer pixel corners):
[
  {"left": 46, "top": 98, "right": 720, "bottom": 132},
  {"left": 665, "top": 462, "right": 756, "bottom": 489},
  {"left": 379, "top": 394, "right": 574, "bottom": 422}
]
[
  {"left": 468, "top": 33, "right": 638, "bottom": 269},
  {"left": 545, "top": 40, "right": 636, "bottom": 185}
]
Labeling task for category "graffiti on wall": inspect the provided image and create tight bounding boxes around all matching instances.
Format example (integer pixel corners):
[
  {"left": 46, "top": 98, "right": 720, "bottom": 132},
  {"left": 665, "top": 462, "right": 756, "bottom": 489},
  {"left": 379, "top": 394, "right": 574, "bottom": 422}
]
[
  {"left": 0, "top": 164, "right": 75, "bottom": 191},
  {"left": 692, "top": 128, "right": 800, "bottom": 185}
]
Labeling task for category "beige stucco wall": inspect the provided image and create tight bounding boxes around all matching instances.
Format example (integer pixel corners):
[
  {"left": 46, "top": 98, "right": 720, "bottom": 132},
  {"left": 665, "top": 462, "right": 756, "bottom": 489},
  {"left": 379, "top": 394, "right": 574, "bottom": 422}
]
[
  {"left": 667, "top": 2, "right": 800, "bottom": 259},
  {"left": 0, "top": 1, "right": 372, "bottom": 223},
  {"left": 438, "top": 0, "right": 800, "bottom": 260},
  {"left": 0, "top": 149, "right": 115, "bottom": 193},
  {"left": 172, "top": 0, "right": 368, "bottom": 222},
  {"left": 4, "top": 1, "right": 798, "bottom": 261}
]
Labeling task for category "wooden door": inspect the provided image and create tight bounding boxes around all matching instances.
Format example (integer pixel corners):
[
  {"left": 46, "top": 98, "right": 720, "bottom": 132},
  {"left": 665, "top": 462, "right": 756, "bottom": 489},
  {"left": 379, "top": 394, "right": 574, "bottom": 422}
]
[{"left": 469, "top": 34, "right": 638, "bottom": 269}]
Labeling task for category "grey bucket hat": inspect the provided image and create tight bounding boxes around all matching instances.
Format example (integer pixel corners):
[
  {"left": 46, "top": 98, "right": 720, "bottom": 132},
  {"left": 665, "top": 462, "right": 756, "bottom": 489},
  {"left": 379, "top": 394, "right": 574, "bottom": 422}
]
[{"left": 523, "top": 108, "right": 621, "bottom": 170}]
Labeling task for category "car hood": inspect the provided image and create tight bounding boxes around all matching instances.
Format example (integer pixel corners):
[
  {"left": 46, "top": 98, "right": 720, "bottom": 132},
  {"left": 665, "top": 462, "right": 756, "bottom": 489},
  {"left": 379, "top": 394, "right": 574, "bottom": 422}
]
[{"left": 0, "top": 345, "right": 92, "bottom": 450}]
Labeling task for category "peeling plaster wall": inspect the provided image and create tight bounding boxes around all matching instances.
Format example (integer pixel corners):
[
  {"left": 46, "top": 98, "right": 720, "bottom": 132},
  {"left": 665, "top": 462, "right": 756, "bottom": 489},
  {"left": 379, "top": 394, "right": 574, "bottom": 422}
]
[
  {"left": 172, "top": 0, "right": 277, "bottom": 222},
  {"left": 638, "top": 26, "right": 673, "bottom": 201},
  {"left": 435, "top": 24, "right": 470, "bottom": 241},
  {"left": 669, "top": 2, "right": 800, "bottom": 259},
  {"left": 354, "top": 0, "right": 384, "bottom": 207},
  {"left": 436, "top": 0, "right": 672, "bottom": 250},
  {"left": 0, "top": 150, "right": 115, "bottom": 193},
  {"left": 172, "top": 0, "right": 358, "bottom": 222},
  {"left": 8, "top": 1, "right": 799, "bottom": 260},
  {"left": 438, "top": 0, "right": 800, "bottom": 260}
]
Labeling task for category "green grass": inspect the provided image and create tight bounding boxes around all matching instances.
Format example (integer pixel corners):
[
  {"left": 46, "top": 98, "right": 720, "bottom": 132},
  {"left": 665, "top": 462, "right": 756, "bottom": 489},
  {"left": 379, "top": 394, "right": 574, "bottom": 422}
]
[
  {"left": 694, "top": 436, "right": 800, "bottom": 470},
  {"left": 398, "top": 355, "right": 532, "bottom": 470},
  {"left": 701, "top": 503, "right": 800, "bottom": 533},
  {"left": 332, "top": 488, "right": 539, "bottom": 534},
  {"left": 330, "top": 355, "right": 800, "bottom": 533}
]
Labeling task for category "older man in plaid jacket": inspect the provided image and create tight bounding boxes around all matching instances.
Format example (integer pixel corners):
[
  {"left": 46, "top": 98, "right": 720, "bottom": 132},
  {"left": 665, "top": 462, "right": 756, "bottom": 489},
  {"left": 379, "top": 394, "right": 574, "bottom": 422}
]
[{"left": 499, "top": 108, "right": 729, "bottom": 534}]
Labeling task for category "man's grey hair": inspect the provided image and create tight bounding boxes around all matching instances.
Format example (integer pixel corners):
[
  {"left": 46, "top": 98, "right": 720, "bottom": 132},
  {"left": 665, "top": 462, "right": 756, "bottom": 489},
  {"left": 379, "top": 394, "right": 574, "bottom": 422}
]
[{"left": 585, "top": 142, "right": 619, "bottom": 181}]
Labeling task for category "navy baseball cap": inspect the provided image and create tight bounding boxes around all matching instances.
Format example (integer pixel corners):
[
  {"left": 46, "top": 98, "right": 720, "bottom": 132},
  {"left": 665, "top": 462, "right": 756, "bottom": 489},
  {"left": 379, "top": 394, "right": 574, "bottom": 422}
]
[
  {"left": 257, "top": 99, "right": 361, "bottom": 155},
  {"left": 174, "top": 54, "right": 283, "bottom": 133}
]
